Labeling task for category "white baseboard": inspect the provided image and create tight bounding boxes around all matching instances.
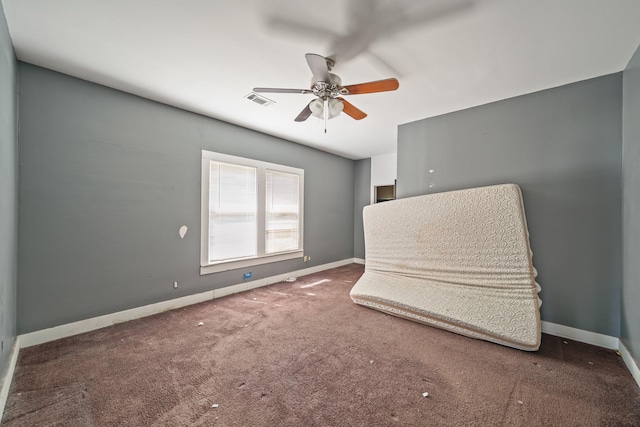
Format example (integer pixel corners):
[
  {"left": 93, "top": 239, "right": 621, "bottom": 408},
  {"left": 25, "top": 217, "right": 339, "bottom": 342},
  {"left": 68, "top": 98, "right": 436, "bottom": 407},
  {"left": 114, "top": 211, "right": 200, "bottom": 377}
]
[
  {"left": 619, "top": 340, "right": 640, "bottom": 389},
  {"left": 19, "top": 258, "right": 356, "bottom": 348},
  {"left": 212, "top": 258, "right": 356, "bottom": 298},
  {"left": 0, "top": 337, "right": 20, "bottom": 420},
  {"left": 13, "top": 267, "right": 640, "bottom": 395},
  {"left": 19, "top": 291, "right": 215, "bottom": 348},
  {"left": 353, "top": 258, "right": 365, "bottom": 265},
  {"left": 542, "top": 321, "right": 640, "bottom": 389},
  {"left": 541, "top": 321, "right": 619, "bottom": 349}
]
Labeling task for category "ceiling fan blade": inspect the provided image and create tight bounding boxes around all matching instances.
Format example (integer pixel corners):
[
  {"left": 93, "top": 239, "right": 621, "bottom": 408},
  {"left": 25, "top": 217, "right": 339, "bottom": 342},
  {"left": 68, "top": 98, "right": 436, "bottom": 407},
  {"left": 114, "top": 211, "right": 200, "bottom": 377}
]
[
  {"left": 294, "top": 101, "right": 313, "bottom": 122},
  {"left": 380, "top": 1, "right": 475, "bottom": 37},
  {"left": 340, "top": 78, "right": 399, "bottom": 95},
  {"left": 253, "top": 87, "right": 313, "bottom": 95},
  {"left": 267, "top": 16, "right": 336, "bottom": 42},
  {"left": 338, "top": 97, "right": 367, "bottom": 120},
  {"left": 305, "top": 53, "right": 331, "bottom": 83},
  {"left": 364, "top": 50, "right": 404, "bottom": 78},
  {"left": 328, "top": 1, "right": 474, "bottom": 65}
]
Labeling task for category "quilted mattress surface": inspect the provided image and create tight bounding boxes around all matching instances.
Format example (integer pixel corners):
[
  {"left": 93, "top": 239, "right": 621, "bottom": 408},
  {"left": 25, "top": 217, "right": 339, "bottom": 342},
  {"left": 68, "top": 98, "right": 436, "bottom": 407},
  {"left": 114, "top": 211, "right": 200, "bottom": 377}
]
[{"left": 350, "top": 183, "right": 542, "bottom": 351}]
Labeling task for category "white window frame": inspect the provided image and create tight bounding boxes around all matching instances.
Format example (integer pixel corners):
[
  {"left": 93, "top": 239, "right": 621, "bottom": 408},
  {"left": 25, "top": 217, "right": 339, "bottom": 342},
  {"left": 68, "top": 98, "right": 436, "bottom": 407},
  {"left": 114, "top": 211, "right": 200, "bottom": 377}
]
[{"left": 200, "top": 150, "right": 304, "bottom": 275}]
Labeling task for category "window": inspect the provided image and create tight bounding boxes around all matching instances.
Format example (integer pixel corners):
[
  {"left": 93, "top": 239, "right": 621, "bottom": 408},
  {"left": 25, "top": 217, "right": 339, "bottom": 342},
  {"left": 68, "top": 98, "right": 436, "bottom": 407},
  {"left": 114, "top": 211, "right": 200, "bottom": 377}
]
[{"left": 201, "top": 150, "right": 304, "bottom": 274}]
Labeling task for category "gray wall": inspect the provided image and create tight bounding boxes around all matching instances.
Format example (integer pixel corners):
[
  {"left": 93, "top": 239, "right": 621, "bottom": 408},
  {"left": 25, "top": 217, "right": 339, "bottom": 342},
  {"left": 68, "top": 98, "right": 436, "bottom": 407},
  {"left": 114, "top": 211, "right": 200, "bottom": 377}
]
[
  {"left": 397, "top": 74, "right": 622, "bottom": 336},
  {"left": 17, "top": 63, "right": 355, "bottom": 334},
  {"left": 353, "top": 158, "right": 371, "bottom": 259},
  {"left": 0, "top": 3, "right": 18, "bottom": 378},
  {"left": 622, "top": 44, "right": 640, "bottom": 361}
]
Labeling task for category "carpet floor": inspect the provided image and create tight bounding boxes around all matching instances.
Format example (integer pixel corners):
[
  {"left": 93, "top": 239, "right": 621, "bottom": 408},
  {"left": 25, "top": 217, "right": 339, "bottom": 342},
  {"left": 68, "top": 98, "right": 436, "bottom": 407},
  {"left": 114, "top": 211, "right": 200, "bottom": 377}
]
[{"left": 2, "top": 263, "right": 639, "bottom": 426}]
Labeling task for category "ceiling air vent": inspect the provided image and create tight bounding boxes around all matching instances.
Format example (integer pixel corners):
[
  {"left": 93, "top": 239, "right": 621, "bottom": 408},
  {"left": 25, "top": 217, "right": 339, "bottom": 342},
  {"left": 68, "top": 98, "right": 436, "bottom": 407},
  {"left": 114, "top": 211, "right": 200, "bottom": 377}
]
[{"left": 245, "top": 92, "right": 275, "bottom": 107}]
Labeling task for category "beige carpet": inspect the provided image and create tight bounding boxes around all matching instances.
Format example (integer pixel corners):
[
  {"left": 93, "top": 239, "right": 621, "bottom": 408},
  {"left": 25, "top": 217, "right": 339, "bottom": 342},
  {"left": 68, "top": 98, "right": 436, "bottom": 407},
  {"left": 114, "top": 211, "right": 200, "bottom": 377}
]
[{"left": 3, "top": 264, "right": 639, "bottom": 426}]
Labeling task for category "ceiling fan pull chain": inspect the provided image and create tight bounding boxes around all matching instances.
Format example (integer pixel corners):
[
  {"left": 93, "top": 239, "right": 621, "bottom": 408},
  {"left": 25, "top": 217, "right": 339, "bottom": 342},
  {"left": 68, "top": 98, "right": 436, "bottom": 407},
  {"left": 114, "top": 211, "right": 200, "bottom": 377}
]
[{"left": 324, "top": 98, "right": 328, "bottom": 133}]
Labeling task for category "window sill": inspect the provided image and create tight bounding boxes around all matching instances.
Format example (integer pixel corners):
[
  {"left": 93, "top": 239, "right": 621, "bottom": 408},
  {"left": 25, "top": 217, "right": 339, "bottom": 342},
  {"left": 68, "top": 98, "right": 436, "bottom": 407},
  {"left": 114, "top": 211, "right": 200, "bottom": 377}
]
[{"left": 200, "top": 250, "right": 304, "bottom": 275}]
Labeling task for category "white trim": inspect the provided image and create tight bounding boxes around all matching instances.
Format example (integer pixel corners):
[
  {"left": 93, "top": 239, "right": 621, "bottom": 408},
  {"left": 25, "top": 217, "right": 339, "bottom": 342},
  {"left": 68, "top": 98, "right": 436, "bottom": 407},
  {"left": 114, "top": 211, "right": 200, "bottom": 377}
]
[
  {"left": 200, "top": 150, "right": 305, "bottom": 274},
  {"left": 526, "top": 322, "right": 640, "bottom": 389},
  {"left": 353, "top": 258, "right": 365, "bottom": 265},
  {"left": 541, "top": 321, "right": 619, "bottom": 349},
  {"left": 20, "top": 292, "right": 214, "bottom": 348},
  {"left": 200, "top": 153, "right": 211, "bottom": 267},
  {"left": 213, "top": 258, "right": 355, "bottom": 298},
  {"left": 619, "top": 340, "right": 640, "bottom": 389},
  {"left": 200, "top": 250, "right": 303, "bottom": 275},
  {"left": 0, "top": 337, "right": 20, "bottom": 418},
  {"left": 19, "top": 258, "right": 356, "bottom": 348}
]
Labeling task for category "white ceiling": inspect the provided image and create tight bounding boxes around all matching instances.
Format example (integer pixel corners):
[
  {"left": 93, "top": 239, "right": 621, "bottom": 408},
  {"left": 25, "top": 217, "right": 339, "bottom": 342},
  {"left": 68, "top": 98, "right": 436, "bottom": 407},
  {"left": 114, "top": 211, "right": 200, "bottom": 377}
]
[{"left": 2, "top": 0, "right": 640, "bottom": 159}]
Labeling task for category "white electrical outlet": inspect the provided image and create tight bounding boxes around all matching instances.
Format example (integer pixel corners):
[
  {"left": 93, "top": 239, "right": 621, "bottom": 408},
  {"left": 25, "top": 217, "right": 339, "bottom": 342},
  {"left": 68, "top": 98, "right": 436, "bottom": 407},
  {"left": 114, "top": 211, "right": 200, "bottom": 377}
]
[{"left": 173, "top": 281, "right": 178, "bottom": 289}]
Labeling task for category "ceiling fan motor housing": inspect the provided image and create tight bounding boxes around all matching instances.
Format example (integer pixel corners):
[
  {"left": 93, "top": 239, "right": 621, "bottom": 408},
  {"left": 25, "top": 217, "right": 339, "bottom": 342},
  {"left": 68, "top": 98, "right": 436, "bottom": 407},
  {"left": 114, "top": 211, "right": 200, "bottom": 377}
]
[{"left": 311, "top": 73, "right": 343, "bottom": 98}]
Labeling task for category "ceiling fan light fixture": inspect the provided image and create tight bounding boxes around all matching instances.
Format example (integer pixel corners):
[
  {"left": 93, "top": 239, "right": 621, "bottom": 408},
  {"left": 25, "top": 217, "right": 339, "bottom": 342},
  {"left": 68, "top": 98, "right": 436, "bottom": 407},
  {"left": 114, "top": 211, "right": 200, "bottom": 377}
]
[
  {"left": 309, "top": 98, "right": 323, "bottom": 118},
  {"left": 329, "top": 98, "right": 344, "bottom": 118},
  {"left": 310, "top": 98, "right": 343, "bottom": 119}
]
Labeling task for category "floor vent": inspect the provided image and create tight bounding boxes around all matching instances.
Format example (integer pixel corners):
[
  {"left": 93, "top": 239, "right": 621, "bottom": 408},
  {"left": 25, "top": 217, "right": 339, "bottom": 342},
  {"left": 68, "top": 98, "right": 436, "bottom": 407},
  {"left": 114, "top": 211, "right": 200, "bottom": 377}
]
[{"left": 245, "top": 92, "right": 275, "bottom": 107}]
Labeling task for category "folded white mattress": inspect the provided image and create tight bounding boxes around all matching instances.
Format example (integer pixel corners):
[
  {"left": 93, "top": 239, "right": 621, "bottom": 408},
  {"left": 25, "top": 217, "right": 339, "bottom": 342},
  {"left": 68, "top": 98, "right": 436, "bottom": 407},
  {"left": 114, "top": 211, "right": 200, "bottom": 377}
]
[{"left": 350, "top": 183, "right": 542, "bottom": 351}]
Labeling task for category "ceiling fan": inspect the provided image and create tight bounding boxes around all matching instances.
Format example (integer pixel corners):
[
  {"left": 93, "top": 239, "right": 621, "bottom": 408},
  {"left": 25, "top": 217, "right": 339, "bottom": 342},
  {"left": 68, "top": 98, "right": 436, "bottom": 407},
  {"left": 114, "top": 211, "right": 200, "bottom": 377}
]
[
  {"left": 267, "top": 0, "right": 476, "bottom": 77},
  {"left": 253, "top": 53, "right": 399, "bottom": 132}
]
